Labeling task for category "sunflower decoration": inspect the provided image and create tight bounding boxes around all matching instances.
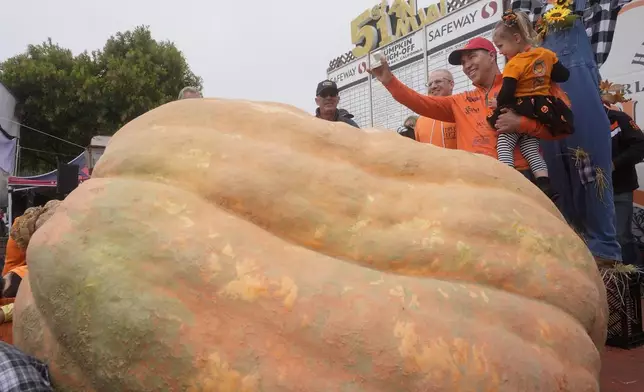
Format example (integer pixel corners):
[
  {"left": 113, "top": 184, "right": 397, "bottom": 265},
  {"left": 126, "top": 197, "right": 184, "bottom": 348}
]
[
  {"left": 537, "top": 1, "right": 579, "bottom": 38},
  {"left": 554, "top": 0, "right": 573, "bottom": 7},
  {"left": 544, "top": 6, "right": 571, "bottom": 22}
]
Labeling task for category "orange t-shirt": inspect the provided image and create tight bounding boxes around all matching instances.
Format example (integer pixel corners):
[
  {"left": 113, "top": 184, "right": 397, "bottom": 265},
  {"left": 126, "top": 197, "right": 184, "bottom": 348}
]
[
  {"left": 384, "top": 74, "right": 569, "bottom": 170},
  {"left": 503, "top": 47, "right": 558, "bottom": 97},
  {"left": 415, "top": 117, "right": 457, "bottom": 149},
  {"left": 2, "top": 237, "right": 26, "bottom": 278}
]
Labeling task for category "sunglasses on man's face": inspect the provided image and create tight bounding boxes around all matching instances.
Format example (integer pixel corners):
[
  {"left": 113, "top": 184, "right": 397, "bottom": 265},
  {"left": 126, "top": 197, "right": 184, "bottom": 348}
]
[{"left": 318, "top": 91, "right": 338, "bottom": 98}]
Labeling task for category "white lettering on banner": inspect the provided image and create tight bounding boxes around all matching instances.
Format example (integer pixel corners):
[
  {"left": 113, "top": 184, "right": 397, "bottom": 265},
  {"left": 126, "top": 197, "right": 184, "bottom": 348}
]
[
  {"left": 377, "top": 29, "right": 424, "bottom": 67},
  {"left": 427, "top": 11, "right": 477, "bottom": 42},
  {"left": 426, "top": 0, "right": 501, "bottom": 49},
  {"left": 328, "top": 58, "right": 368, "bottom": 88}
]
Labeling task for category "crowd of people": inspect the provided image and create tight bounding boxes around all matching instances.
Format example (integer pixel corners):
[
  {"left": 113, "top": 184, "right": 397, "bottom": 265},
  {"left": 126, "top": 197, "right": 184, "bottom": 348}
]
[
  {"left": 313, "top": 9, "right": 644, "bottom": 271},
  {"left": 0, "top": 0, "right": 641, "bottom": 389}
]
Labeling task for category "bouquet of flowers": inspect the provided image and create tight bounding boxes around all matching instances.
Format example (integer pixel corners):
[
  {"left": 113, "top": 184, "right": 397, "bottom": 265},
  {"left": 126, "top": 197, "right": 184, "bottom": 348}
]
[{"left": 535, "top": 0, "right": 580, "bottom": 40}]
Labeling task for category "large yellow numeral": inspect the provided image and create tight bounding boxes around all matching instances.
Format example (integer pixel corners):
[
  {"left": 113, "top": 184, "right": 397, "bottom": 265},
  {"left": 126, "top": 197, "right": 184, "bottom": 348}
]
[
  {"left": 351, "top": 10, "right": 378, "bottom": 58},
  {"left": 389, "top": 0, "right": 419, "bottom": 38}
]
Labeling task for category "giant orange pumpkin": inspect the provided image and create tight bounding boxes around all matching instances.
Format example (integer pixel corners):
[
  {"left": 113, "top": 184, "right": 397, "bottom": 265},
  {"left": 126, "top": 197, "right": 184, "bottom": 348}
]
[{"left": 14, "top": 99, "right": 607, "bottom": 391}]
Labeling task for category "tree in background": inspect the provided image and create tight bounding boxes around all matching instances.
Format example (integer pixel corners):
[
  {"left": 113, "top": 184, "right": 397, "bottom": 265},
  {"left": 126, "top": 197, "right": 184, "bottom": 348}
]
[{"left": 0, "top": 26, "right": 203, "bottom": 175}]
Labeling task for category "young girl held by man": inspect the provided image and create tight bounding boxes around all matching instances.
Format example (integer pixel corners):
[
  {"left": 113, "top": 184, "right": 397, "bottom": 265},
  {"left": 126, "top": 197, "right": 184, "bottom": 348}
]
[{"left": 488, "top": 10, "right": 575, "bottom": 201}]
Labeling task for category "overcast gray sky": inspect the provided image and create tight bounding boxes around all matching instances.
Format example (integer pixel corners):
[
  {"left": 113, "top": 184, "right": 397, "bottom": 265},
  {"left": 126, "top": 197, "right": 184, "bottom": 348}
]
[{"left": 0, "top": 0, "right": 387, "bottom": 114}]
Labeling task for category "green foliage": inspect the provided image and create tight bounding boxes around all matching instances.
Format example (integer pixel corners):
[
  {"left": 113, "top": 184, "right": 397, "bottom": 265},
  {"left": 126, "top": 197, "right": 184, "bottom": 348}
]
[{"left": 0, "top": 26, "right": 203, "bottom": 175}]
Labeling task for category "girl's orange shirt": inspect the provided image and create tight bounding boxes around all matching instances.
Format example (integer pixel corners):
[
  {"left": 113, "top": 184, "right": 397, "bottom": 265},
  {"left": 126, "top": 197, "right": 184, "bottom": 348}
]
[{"left": 503, "top": 47, "right": 558, "bottom": 97}]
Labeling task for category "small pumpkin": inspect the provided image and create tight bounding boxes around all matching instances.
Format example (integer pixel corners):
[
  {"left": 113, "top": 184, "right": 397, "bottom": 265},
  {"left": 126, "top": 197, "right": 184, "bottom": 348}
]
[{"left": 15, "top": 99, "right": 607, "bottom": 391}]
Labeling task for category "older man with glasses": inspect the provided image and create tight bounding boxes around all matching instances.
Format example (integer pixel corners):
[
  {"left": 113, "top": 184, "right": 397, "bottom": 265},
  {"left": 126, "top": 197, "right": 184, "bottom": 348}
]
[
  {"left": 411, "top": 69, "right": 457, "bottom": 148},
  {"left": 314, "top": 80, "right": 360, "bottom": 128}
]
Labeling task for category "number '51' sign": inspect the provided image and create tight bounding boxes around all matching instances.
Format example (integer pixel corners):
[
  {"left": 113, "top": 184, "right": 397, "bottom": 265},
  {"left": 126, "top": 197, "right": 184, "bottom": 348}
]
[{"left": 350, "top": 0, "right": 447, "bottom": 58}]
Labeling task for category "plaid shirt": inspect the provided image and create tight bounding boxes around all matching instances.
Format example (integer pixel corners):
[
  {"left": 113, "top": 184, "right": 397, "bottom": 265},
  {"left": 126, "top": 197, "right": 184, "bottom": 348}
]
[
  {"left": 511, "top": 0, "right": 632, "bottom": 68},
  {"left": 575, "top": 153, "right": 597, "bottom": 185},
  {"left": 0, "top": 342, "right": 53, "bottom": 392}
]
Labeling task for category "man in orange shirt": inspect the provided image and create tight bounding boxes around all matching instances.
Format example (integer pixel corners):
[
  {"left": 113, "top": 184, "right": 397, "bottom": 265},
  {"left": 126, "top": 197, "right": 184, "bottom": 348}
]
[
  {"left": 369, "top": 36, "right": 621, "bottom": 262},
  {"left": 369, "top": 37, "right": 556, "bottom": 171},
  {"left": 414, "top": 69, "right": 457, "bottom": 149}
]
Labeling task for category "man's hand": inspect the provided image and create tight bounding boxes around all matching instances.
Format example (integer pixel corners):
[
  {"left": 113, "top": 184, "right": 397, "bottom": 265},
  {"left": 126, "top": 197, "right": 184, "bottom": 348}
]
[
  {"left": 367, "top": 56, "right": 393, "bottom": 85},
  {"left": 495, "top": 108, "right": 522, "bottom": 133}
]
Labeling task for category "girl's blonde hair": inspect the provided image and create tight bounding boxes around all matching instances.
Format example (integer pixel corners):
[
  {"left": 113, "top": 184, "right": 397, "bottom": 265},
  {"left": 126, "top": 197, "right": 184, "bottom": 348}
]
[{"left": 494, "top": 10, "right": 538, "bottom": 46}]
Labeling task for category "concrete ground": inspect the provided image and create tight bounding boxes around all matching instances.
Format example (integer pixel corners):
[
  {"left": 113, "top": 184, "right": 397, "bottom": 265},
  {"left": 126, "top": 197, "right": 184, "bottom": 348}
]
[{"left": 601, "top": 345, "right": 644, "bottom": 391}]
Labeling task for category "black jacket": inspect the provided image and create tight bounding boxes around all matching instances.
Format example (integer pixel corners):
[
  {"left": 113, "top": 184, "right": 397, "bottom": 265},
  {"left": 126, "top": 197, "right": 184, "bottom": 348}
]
[
  {"left": 315, "top": 108, "right": 360, "bottom": 128},
  {"left": 608, "top": 108, "right": 644, "bottom": 194}
]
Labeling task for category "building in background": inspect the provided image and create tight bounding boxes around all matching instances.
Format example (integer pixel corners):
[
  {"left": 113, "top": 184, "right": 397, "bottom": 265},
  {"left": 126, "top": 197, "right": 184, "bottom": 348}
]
[{"left": 326, "top": 0, "right": 504, "bottom": 129}]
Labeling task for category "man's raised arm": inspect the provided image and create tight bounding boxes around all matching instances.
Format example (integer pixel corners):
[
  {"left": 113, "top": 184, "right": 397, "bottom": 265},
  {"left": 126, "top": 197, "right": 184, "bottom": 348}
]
[
  {"left": 369, "top": 57, "right": 455, "bottom": 123},
  {"left": 384, "top": 77, "right": 456, "bottom": 123}
]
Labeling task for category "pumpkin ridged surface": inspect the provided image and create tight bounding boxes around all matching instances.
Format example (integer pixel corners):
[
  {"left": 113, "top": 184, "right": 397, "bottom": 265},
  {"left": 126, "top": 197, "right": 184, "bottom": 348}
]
[{"left": 15, "top": 99, "right": 607, "bottom": 391}]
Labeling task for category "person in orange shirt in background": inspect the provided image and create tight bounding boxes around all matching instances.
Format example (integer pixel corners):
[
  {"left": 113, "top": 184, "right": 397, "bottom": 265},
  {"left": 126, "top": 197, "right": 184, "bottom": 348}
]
[
  {"left": 2, "top": 237, "right": 25, "bottom": 279},
  {"left": 414, "top": 69, "right": 457, "bottom": 149},
  {"left": 1, "top": 235, "right": 27, "bottom": 324},
  {"left": 1, "top": 200, "right": 61, "bottom": 300},
  {"left": 1, "top": 200, "right": 61, "bottom": 324}
]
